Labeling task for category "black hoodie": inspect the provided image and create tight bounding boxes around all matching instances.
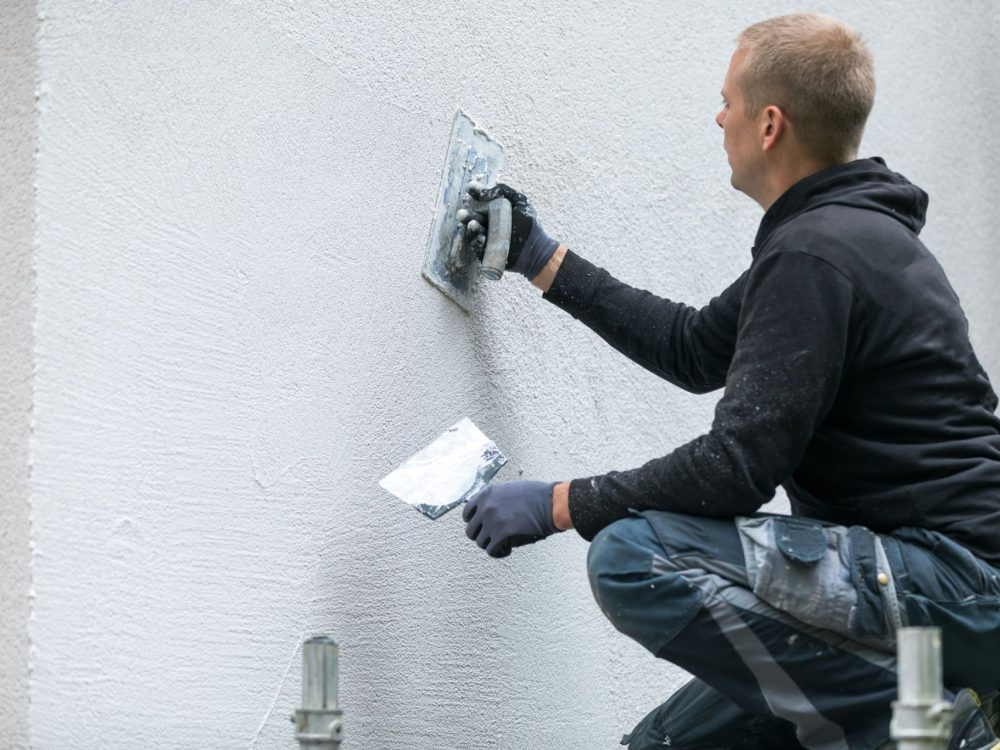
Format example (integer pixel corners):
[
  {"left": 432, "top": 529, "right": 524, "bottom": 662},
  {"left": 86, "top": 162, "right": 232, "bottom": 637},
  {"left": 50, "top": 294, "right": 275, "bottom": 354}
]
[{"left": 545, "top": 158, "right": 1000, "bottom": 564}]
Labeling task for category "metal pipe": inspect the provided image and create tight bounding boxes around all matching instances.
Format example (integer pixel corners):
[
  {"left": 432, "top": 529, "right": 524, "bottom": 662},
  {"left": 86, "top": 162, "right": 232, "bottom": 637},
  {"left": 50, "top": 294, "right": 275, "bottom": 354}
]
[
  {"left": 292, "top": 636, "right": 344, "bottom": 749},
  {"left": 891, "top": 627, "right": 953, "bottom": 750}
]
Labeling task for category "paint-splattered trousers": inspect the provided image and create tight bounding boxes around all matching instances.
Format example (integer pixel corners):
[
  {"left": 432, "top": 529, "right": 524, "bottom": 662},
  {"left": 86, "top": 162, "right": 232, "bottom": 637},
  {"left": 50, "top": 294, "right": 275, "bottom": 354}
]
[{"left": 586, "top": 511, "right": 1000, "bottom": 750}]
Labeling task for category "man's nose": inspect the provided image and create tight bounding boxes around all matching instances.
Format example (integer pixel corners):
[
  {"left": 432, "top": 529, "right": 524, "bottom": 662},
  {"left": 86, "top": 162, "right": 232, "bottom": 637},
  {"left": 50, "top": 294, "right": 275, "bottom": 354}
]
[{"left": 715, "top": 110, "right": 725, "bottom": 129}]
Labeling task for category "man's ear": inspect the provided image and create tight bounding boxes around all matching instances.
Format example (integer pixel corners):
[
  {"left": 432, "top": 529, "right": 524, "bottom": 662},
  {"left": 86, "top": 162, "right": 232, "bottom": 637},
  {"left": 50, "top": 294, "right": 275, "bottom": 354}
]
[{"left": 761, "top": 105, "right": 786, "bottom": 152}]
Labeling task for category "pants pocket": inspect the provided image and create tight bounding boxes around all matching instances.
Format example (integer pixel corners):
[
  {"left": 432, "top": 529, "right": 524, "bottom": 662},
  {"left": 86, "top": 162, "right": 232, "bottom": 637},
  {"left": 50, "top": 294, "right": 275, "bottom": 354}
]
[
  {"left": 901, "top": 594, "right": 1000, "bottom": 691},
  {"left": 737, "top": 516, "right": 888, "bottom": 640}
]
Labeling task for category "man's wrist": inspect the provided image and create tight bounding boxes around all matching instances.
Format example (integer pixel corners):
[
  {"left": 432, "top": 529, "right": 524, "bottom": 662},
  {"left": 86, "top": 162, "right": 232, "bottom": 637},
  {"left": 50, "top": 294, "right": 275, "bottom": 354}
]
[
  {"left": 552, "top": 481, "right": 573, "bottom": 530},
  {"left": 532, "top": 244, "right": 568, "bottom": 292}
]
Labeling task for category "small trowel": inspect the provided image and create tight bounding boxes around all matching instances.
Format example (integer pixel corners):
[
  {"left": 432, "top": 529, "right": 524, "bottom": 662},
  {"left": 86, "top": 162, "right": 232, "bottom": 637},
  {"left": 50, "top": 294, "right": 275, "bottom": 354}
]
[
  {"left": 423, "top": 111, "right": 512, "bottom": 311},
  {"left": 379, "top": 418, "right": 507, "bottom": 520}
]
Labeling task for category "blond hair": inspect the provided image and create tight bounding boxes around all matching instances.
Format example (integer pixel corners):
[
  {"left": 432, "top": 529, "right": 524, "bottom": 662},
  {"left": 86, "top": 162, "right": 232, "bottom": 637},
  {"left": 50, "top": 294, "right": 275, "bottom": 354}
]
[{"left": 736, "top": 13, "right": 875, "bottom": 164}]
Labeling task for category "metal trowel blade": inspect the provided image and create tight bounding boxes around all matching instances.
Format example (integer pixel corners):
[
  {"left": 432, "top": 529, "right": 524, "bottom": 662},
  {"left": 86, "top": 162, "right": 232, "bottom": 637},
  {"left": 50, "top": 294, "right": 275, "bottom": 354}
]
[
  {"left": 422, "top": 111, "right": 506, "bottom": 311},
  {"left": 379, "top": 418, "right": 507, "bottom": 519}
]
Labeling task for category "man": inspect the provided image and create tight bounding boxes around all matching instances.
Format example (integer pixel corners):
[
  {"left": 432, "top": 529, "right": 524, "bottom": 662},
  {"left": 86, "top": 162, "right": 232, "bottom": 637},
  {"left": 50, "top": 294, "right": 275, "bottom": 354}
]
[{"left": 460, "top": 13, "right": 1000, "bottom": 750}]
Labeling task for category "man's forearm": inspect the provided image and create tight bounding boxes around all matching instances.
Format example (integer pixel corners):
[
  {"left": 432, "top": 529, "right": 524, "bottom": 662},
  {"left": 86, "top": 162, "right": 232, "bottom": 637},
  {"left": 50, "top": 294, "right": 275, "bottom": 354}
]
[
  {"left": 539, "top": 248, "right": 743, "bottom": 394},
  {"left": 532, "top": 244, "right": 568, "bottom": 292}
]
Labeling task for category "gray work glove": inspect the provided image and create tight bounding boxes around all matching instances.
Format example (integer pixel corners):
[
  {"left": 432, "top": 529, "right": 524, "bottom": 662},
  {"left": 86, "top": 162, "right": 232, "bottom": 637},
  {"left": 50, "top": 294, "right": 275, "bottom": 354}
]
[
  {"left": 461, "top": 183, "right": 559, "bottom": 281},
  {"left": 463, "top": 480, "right": 562, "bottom": 558}
]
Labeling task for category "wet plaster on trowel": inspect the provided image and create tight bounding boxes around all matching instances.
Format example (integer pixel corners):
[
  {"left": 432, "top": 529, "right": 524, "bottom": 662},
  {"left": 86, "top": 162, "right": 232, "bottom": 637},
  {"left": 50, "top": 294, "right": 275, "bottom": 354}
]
[{"left": 19, "top": 1, "right": 1000, "bottom": 748}]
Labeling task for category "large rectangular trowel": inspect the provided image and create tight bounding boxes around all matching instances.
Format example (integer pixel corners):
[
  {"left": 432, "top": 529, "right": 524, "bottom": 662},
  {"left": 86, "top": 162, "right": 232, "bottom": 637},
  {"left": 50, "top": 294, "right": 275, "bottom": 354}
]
[{"left": 423, "top": 111, "right": 511, "bottom": 311}]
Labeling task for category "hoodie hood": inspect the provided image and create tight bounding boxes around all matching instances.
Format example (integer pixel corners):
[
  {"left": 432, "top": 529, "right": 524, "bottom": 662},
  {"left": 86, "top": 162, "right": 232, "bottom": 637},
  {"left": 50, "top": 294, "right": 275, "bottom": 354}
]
[{"left": 752, "top": 157, "right": 929, "bottom": 255}]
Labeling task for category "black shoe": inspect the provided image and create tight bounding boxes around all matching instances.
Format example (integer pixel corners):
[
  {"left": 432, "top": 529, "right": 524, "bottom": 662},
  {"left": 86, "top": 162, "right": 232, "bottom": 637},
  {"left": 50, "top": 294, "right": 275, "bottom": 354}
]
[{"left": 948, "top": 689, "right": 1000, "bottom": 750}]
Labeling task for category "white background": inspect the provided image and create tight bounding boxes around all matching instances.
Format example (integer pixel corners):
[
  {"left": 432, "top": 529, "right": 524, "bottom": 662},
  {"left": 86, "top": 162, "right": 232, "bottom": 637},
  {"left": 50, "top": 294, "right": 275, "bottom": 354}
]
[{"left": 2, "top": 1, "right": 997, "bottom": 748}]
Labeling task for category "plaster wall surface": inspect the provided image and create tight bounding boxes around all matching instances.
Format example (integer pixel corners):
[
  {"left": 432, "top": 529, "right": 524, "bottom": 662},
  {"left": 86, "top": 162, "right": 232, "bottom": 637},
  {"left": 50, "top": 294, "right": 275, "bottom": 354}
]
[
  {"left": 25, "top": 1, "right": 999, "bottom": 748},
  {"left": 0, "top": 2, "right": 36, "bottom": 748}
]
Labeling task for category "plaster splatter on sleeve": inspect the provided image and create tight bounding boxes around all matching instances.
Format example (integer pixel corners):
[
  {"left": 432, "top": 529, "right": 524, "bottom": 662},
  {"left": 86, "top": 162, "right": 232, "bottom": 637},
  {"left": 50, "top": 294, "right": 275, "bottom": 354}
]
[{"left": 566, "top": 249, "right": 864, "bottom": 540}]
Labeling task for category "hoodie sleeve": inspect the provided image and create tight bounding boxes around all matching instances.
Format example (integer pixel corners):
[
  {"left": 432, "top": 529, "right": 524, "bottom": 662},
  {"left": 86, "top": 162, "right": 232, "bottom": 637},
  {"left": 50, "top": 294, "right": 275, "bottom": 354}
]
[
  {"left": 543, "top": 250, "right": 744, "bottom": 394},
  {"left": 565, "top": 248, "right": 865, "bottom": 540}
]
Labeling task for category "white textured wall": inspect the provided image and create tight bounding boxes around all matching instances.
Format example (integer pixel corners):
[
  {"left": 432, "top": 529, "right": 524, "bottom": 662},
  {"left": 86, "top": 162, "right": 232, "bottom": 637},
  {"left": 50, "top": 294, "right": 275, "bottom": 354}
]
[
  {"left": 22, "top": 1, "right": 999, "bottom": 748},
  {"left": 0, "top": 2, "right": 36, "bottom": 748}
]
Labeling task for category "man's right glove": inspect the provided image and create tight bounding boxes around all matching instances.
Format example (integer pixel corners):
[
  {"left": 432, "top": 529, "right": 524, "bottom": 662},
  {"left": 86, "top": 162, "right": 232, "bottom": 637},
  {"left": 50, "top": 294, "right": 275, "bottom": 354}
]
[
  {"left": 460, "top": 183, "right": 559, "bottom": 281},
  {"left": 463, "top": 480, "right": 562, "bottom": 558}
]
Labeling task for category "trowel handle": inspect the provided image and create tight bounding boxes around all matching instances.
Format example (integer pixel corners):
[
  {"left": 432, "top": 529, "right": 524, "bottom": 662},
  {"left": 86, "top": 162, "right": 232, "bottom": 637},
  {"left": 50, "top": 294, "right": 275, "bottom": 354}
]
[{"left": 474, "top": 197, "right": 512, "bottom": 281}]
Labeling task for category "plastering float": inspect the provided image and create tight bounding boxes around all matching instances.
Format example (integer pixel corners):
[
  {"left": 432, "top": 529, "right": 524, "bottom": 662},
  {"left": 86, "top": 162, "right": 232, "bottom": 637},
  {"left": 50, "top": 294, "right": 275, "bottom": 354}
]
[{"left": 422, "top": 110, "right": 511, "bottom": 311}]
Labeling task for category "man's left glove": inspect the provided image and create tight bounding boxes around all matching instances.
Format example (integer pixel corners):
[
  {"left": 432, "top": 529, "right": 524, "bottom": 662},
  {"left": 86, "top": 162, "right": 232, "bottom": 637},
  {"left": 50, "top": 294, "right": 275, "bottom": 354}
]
[
  {"left": 463, "top": 480, "right": 562, "bottom": 558},
  {"left": 462, "top": 183, "right": 559, "bottom": 281}
]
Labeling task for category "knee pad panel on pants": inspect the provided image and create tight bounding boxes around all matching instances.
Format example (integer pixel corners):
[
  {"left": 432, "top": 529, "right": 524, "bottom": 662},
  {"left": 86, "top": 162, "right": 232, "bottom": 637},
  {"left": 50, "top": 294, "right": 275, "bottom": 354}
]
[{"left": 587, "top": 518, "right": 703, "bottom": 653}]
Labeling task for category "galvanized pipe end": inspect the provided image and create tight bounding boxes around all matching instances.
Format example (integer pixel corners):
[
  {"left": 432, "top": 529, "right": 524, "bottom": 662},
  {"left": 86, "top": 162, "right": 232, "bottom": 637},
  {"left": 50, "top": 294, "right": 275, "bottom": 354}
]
[
  {"left": 891, "top": 628, "right": 953, "bottom": 750},
  {"left": 292, "top": 636, "right": 344, "bottom": 749}
]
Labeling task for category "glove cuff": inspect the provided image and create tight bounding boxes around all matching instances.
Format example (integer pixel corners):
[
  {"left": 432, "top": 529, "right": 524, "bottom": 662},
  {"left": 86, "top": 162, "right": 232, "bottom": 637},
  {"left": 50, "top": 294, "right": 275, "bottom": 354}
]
[{"left": 512, "top": 222, "right": 559, "bottom": 280}]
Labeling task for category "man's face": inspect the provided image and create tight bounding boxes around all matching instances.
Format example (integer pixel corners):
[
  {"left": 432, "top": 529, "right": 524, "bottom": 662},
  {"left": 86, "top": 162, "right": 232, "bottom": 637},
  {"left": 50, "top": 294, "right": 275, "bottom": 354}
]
[{"left": 716, "top": 49, "right": 762, "bottom": 196}]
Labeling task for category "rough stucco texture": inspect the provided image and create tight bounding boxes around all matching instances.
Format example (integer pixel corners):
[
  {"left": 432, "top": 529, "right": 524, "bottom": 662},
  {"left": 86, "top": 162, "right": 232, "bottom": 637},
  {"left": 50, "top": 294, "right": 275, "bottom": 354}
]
[
  {"left": 28, "top": 1, "right": 998, "bottom": 748},
  {"left": 0, "top": 1, "right": 36, "bottom": 748}
]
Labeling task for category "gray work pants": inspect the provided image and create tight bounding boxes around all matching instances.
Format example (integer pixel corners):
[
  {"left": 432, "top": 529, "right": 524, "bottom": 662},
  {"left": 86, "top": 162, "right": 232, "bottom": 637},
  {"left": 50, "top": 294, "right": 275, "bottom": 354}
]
[{"left": 586, "top": 511, "right": 1000, "bottom": 750}]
